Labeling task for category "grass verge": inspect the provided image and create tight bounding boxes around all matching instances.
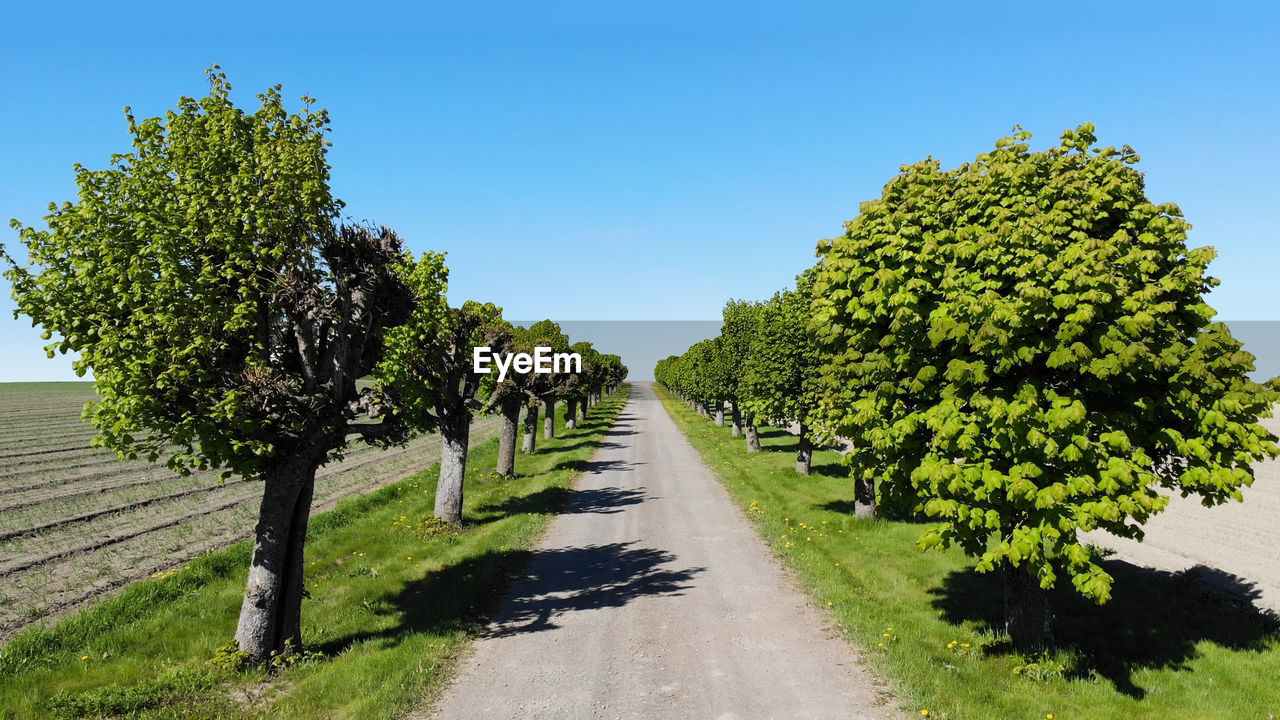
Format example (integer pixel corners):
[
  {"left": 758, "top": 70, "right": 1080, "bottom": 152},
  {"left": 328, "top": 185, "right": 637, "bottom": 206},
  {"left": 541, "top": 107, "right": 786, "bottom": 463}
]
[
  {"left": 654, "top": 384, "right": 1280, "bottom": 720},
  {"left": 0, "top": 385, "right": 630, "bottom": 720}
]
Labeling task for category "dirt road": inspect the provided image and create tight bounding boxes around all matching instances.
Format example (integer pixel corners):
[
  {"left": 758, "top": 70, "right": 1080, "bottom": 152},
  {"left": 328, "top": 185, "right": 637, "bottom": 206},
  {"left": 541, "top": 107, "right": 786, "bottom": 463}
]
[{"left": 425, "top": 383, "right": 886, "bottom": 720}]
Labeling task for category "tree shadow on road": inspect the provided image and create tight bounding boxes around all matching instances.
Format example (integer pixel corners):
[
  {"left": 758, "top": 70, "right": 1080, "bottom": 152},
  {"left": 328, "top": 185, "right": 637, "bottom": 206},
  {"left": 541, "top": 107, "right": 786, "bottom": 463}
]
[
  {"left": 929, "top": 559, "right": 1280, "bottom": 698},
  {"left": 551, "top": 458, "right": 646, "bottom": 474},
  {"left": 545, "top": 433, "right": 636, "bottom": 454},
  {"left": 482, "top": 542, "right": 704, "bottom": 638},
  {"left": 473, "top": 485, "right": 648, "bottom": 523},
  {"left": 313, "top": 542, "right": 702, "bottom": 655}
]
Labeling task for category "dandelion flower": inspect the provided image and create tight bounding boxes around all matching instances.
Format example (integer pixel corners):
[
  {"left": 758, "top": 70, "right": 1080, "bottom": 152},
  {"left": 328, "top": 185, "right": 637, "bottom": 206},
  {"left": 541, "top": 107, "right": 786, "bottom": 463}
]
[{"left": 80, "top": 655, "right": 89, "bottom": 660}]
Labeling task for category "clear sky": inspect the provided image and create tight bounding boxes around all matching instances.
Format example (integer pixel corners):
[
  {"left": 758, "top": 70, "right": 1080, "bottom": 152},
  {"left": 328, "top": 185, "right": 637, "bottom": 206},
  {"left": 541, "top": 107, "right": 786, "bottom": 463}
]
[{"left": 2, "top": 2, "right": 1277, "bottom": 381}]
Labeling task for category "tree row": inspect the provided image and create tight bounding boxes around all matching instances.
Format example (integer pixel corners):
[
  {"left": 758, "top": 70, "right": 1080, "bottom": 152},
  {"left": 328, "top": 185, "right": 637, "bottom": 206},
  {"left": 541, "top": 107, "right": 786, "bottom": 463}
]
[
  {"left": 1, "top": 69, "right": 626, "bottom": 664},
  {"left": 656, "top": 123, "right": 1279, "bottom": 652}
]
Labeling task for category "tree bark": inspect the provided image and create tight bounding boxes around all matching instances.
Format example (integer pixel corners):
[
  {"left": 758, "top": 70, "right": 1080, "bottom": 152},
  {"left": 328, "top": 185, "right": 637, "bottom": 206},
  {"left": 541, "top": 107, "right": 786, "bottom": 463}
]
[
  {"left": 578, "top": 398, "right": 588, "bottom": 422},
  {"left": 731, "top": 403, "right": 743, "bottom": 437},
  {"left": 745, "top": 413, "right": 761, "bottom": 453},
  {"left": 435, "top": 410, "right": 471, "bottom": 524},
  {"left": 522, "top": 403, "right": 539, "bottom": 453},
  {"left": 234, "top": 457, "right": 317, "bottom": 663},
  {"left": 496, "top": 397, "right": 520, "bottom": 478},
  {"left": 854, "top": 476, "right": 876, "bottom": 519},
  {"left": 796, "top": 422, "right": 812, "bottom": 475},
  {"left": 714, "top": 400, "right": 725, "bottom": 427},
  {"left": 1003, "top": 559, "right": 1054, "bottom": 653},
  {"left": 565, "top": 398, "right": 577, "bottom": 429},
  {"left": 543, "top": 399, "right": 556, "bottom": 439}
]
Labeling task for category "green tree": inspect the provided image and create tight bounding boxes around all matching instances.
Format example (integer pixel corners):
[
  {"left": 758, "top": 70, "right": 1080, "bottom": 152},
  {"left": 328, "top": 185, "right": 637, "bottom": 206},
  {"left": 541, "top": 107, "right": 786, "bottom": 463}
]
[
  {"left": 722, "top": 299, "right": 763, "bottom": 450},
  {"left": 811, "top": 124, "right": 1279, "bottom": 651},
  {"left": 522, "top": 319, "right": 574, "bottom": 443},
  {"left": 379, "top": 299, "right": 508, "bottom": 524},
  {"left": 567, "top": 341, "right": 600, "bottom": 427},
  {"left": 742, "top": 271, "right": 822, "bottom": 474},
  {"left": 4, "top": 70, "right": 437, "bottom": 663},
  {"left": 478, "top": 320, "right": 523, "bottom": 478}
]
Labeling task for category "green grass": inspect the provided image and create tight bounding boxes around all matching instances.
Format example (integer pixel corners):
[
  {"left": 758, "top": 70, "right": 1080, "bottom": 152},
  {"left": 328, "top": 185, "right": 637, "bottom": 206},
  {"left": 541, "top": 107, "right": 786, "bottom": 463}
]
[
  {"left": 654, "top": 384, "right": 1280, "bottom": 720},
  {"left": 0, "top": 386, "right": 630, "bottom": 720}
]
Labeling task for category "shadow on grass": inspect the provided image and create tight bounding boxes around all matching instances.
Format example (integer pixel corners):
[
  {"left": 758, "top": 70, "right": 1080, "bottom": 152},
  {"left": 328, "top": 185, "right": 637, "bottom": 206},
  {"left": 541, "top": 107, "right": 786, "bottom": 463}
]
[
  {"left": 809, "top": 462, "right": 848, "bottom": 478},
  {"left": 756, "top": 426, "right": 792, "bottom": 451},
  {"left": 929, "top": 559, "right": 1280, "bottom": 699},
  {"left": 815, "top": 496, "right": 928, "bottom": 522}
]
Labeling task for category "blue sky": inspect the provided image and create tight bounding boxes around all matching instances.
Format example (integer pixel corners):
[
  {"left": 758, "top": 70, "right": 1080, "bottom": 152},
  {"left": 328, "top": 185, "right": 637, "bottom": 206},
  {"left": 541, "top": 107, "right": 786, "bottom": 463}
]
[{"left": 2, "top": 2, "right": 1277, "bottom": 381}]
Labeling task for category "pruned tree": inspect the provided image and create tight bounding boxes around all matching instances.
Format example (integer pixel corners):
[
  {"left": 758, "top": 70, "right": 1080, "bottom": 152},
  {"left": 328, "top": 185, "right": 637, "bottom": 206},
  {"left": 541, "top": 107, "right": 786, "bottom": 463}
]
[
  {"left": 811, "top": 124, "right": 1279, "bottom": 651},
  {"left": 602, "top": 355, "right": 629, "bottom": 395},
  {"left": 592, "top": 353, "right": 625, "bottom": 405},
  {"left": 523, "top": 319, "right": 574, "bottom": 442},
  {"left": 478, "top": 321, "right": 524, "bottom": 478},
  {"left": 4, "top": 69, "right": 440, "bottom": 663},
  {"left": 567, "top": 341, "right": 599, "bottom": 427},
  {"left": 379, "top": 298, "right": 508, "bottom": 524}
]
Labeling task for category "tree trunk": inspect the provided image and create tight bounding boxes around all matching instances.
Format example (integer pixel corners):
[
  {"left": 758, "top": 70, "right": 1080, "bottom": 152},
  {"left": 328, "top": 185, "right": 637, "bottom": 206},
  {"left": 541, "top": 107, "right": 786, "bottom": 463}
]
[
  {"left": 1003, "top": 559, "right": 1054, "bottom": 653},
  {"left": 731, "top": 403, "right": 743, "bottom": 437},
  {"left": 522, "top": 403, "right": 539, "bottom": 453},
  {"left": 796, "top": 422, "right": 812, "bottom": 475},
  {"left": 854, "top": 476, "right": 876, "bottom": 519},
  {"left": 496, "top": 398, "right": 520, "bottom": 478},
  {"left": 578, "top": 398, "right": 588, "bottom": 422},
  {"left": 698, "top": 403, "right": 709, "bottom": 418},
  {"left": 543, "top": 399, "right": 556, "bottom": 439},
  {"left": 745, "top": 414, "right": 761, "bottom": 453},
  {"left": 565, "top": 398, "right": 577, "bottom": 429},
  {"left": 234, "top": 458, "right": 317, "bottom": 663},
  {"left": 435, "top": 411, "right": 471, "bottom": 524},
  {"left": 714, "top": 400, "right": 724, "bottom": 427}
]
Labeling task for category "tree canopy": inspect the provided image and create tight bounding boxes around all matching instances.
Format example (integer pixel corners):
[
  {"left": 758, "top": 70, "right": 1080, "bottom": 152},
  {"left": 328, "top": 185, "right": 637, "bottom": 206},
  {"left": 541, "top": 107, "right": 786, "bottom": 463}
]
[{"left": 810, "top": 124, "right": 1279, "bottom": 647}]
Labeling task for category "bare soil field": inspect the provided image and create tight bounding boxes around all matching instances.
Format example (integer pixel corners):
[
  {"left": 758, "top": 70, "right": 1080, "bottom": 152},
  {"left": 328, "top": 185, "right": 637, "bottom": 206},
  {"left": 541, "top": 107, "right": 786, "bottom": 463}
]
[
  {"left": 1082, "top": 412, "right": 1280, "bottom": 614},
  {"left": 0, "top": 382, "right": 499, "bottom": 641}
]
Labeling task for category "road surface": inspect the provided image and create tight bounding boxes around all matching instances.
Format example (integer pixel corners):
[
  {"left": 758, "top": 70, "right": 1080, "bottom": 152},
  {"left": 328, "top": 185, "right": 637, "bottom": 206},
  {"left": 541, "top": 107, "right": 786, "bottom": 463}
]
[{"left": 425, "top": 382, "right": 886, "bottom": 720}]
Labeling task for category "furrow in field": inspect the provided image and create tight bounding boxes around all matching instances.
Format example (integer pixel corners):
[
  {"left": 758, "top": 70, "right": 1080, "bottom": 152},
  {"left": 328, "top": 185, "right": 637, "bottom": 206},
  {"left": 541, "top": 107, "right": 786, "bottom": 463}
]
[
  {"left": 0, "top": 478, "right": 256, "bottom": 542},
  {"left": 0, "top": 442, "right": 107, "bottom": 461},
  {"left": 0, "top": 453, "right": 147, "bottom": 485},
  {"left": 0, "top": 431, "right": 418, "bottom": 502},
  {"left": 0, "top": 495, "right": 257, "bottom": 578},
  {"left": 0, "top": 432, "right": 447, "bottom": 539},
  {"left": 0, "top": 418, "right": 500, "bottom": 640},
  {"left": 1, "top": 469, "right": 189, "bottom": 508}
]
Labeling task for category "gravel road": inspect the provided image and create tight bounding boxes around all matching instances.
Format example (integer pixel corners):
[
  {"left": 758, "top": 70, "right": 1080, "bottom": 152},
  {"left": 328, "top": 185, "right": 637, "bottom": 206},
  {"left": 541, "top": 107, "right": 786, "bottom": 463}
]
[{"left": 425, "top": 382, "right": 887, "bottom": 720}]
